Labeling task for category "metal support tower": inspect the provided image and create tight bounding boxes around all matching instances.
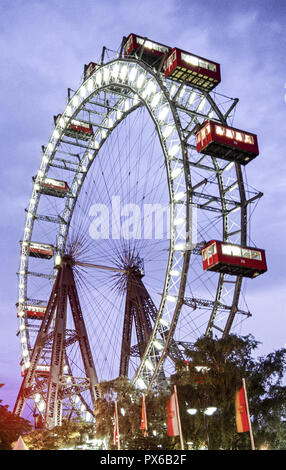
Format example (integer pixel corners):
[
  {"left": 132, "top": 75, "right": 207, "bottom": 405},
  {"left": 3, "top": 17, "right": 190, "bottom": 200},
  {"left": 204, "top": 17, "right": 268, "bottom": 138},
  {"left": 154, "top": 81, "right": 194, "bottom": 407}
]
[
  {"left": 120, "top": 268, "right": 156, "bottom": 376},
  {"left": 14, "top": 255, "right": 99, "bottom": 429}
]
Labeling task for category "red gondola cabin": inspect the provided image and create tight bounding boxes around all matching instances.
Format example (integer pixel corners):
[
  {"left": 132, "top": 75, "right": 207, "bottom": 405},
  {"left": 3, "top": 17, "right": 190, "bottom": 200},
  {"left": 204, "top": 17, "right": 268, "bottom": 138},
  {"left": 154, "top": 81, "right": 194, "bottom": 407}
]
[
  {"left": 28, "top": 242, "right": 54, "bottom": 259},
  {"left": 202, "top": 240, "right": 267, "bottom": 278},
  {"left": 25, "top": 305, "right": 46, "bottom": 320},
  {"left": 21, "top": 364, "right": 50, "bottom": 378},
  {"left": 84, "top": 61, "right": 98, "bottom": 80},
  {"left": 54, "top": 114, "right": 93, "bottom": 141},
  {"left": 124, "top": 33, "right": 171, "bottom": 69},
  {"left": 196, "top": 120, "right": 259, "bottom": 165},
  {"left": 35, "top": 177, "right": 68, "bottom": 198},
  {"left": 164, "top": 48, "right": 221, "bottom": 91}
]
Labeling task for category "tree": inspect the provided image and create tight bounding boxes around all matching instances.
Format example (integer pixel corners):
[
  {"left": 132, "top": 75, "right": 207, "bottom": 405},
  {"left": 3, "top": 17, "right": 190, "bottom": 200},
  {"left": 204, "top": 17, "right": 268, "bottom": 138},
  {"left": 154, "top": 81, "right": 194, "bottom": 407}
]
[
  {"left": 23, "top": 419, "right": 96, "bottom": 450},
  {"left": 0, "top": 387, "right": 32, "bottom": 450},
  {"left": 170, "top": 334, "right": 286, "bottom": 450},
  {"left": 93, "top": 376, "right": 172, "bottom": 450}
]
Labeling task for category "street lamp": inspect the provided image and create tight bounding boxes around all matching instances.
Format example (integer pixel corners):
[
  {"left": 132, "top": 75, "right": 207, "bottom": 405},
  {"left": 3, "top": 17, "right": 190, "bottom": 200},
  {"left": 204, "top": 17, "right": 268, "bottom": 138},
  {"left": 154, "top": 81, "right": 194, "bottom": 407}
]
[{"left": 187, "top": 406, "right": 217, "bottom": 450}]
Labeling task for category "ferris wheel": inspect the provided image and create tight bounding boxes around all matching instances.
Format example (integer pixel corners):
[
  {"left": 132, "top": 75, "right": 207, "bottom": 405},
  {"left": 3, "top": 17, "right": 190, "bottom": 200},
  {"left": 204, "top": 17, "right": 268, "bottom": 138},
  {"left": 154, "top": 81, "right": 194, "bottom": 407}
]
[{"left": 14, "top": 34, "right": 266, "bottom": 428}]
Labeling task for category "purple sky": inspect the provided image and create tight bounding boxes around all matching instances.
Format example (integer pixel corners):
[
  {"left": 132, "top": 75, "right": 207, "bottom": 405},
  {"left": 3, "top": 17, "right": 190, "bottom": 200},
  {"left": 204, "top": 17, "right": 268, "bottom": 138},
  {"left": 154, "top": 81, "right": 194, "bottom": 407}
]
[{"left": 0, "top": 0, "right": 285, "bottom": 410}]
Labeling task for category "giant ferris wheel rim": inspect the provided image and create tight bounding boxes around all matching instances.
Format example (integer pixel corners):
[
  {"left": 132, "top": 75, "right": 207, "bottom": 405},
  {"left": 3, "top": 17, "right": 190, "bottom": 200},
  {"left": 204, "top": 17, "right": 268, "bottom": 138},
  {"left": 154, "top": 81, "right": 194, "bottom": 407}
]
[
  {"left": 16, "top": 41, "right": 250, "bottom": 416},
  {"left": 18, "top": 57, "right": 192, "bottom": 391}
]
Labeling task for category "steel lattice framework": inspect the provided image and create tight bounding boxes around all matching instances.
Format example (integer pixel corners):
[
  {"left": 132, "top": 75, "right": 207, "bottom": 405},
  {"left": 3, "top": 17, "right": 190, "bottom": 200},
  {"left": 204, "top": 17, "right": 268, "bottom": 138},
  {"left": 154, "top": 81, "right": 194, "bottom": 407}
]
[{"left": 14, "top": 38, "right": 263, "bottom": 427}]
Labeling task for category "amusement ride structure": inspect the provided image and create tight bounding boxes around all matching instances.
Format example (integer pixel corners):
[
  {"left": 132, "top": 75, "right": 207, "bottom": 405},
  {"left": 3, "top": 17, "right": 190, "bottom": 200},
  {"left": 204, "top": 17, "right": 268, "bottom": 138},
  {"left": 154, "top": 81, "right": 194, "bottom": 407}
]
[{"left": 13, "top": 33, "right": 267, "bottom": 429}]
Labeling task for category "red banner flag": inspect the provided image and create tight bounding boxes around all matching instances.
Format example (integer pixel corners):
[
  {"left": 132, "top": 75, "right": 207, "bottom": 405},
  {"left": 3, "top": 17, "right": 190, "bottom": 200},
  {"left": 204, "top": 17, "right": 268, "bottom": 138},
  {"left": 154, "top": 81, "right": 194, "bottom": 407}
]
[
  {"left": 166, "top": 392, "right": 180, "bottom": 436},
  {"left": 235, "top": 386, "right": 250, "bottom": 433},
  {"left": 141, "top": 394, "right": 148, "bottom": 436},
  {"left": 114, "top": 402, "right": 120, "bottom": 448}
]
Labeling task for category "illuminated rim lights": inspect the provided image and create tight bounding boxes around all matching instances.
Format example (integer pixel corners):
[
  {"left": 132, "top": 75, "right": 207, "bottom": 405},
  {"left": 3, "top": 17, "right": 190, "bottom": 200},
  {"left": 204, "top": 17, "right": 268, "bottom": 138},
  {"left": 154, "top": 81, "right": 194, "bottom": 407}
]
[
  {"left": 17, "top": 58, "right": 190, "bottom": 401},
  {"left": 17, "top": 52, "right": 245, "bottom": 404}
]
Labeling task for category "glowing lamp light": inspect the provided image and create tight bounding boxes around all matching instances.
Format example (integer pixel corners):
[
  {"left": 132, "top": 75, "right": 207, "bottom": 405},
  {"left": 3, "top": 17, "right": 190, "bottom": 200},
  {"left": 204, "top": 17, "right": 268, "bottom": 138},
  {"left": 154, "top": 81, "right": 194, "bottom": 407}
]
[
  {"left": 145, "top": 359, "right": 154, "bottom": 371},
  {"left": 187, "top": 408, "right": 198, "bottom": 415},
  {"left": 229, "top": 182, "right": 238, "bottom": 192},
  {"left": 72, "top": 95, "right": 79, "bottom": 108},
  {"left": 112, "top": 63, "right": 120, "bottom": 79},
  {"left": 136, "top": 377, "right": 147, "bottom": 389},
  {"left": 103, "top": 67, "right": 110, "bottom": 83},
  {"left": 55, "top": 255, "right": 62, "bottom": 267},
  {"left": 174, "top": 217, "right": 185, "bottom": 226},
  {"left": 120, "top": 65, "right": 128, "bottom": 81},
  {"left": 162, "top": 125, "right": 175, "bottom": 139},
  {"left": 38, "top": 401, "right": 46, "bottom": 412},
  {"left": 129, "top": 67, "right": 137, "bottom": 82},
  {"left": 153, "top": 340, "right": 164, "bottom": 350},
  {"left": 137, "top": 73, "right": 145, "bottom": 89},
  {"left": 80, "top": 85, "right": 86, "bottom": 98},
  {"left": 124, "top": 100, "right": 130, "bottom": 112},
  {"left": 204, "top": 407, "right": 217, "bottom": 416},
  {"left": 53, "top": 129, "right": 60, "bottom": 140},
  {"left": 117, "top": 110, "right": 123, "bottom": 121},
  {"left": 87, "top": 78, "right": 95, "bottom": 92},
  {"left": 96, "top": 72, "right": 102, "bottom": 86},
  {"left": 158, "top": 105, "right": 169, "bottom": 121},
  {"left": 170, "top": 84, "right": 177, "bottom": 97},
  {"left": 166, "top": 294, "right": 176, "bottom": 303},
  {"left": 174, "top": 242, "right": 187, "bottom": 251},
  {"left": 47, "top": 142, "right": 54, "bottom": 152},
  {"left": 174, "top": 191, "right": 186, "bottom": 202},
  {"left": 169, "top": 144, "right": 180, "bottom": 157},
  {"left": 197, "top": 97, "right": 206, "bottom": 112},
  {"left": 188, "top": 91, "right": 197, "bottom": 105},
  {"left": 65, "top": 105, "right": 72, "bottom": 116},
  {"left": 170, "top": 269, "right": 180, "bottom": 276},
  {"left": 133, "top": 94, "right": 140, "bottom": 105},
  {"left": 57, "top": 117, "right": 64, "bottom": 128},
  {"left": 145, "top": 80, "right": 156, "bottom": 96},
  {"left": 171, "top": 167, "right": 183, "bottom": 179},
  {"left": 34, "top": 394, "right": 41, "bottom": 403},
  {"left": 151, "top": 92, "right": 161, "bottom": 109}
]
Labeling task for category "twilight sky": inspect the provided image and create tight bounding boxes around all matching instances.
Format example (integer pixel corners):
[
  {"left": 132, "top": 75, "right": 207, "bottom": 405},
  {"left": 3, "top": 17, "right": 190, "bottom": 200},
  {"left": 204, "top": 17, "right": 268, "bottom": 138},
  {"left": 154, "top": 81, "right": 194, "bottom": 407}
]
[{"left": 0, "top": 0, "right": 285, "bottom": 410}]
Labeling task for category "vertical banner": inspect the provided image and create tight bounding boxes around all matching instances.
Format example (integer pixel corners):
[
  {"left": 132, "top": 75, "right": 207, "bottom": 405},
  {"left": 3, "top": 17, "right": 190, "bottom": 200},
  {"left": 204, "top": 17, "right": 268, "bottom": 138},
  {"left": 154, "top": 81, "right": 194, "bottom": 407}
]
[
  {"left": 167, "top": 391, "right": 180, "bottom": 436},
  {"left": 114, "top": 400, "right": 120, "bottom": 449},
  {"left": 235, "top": 378, "right": 255, "bottom": 450},
  {"left": 235, "top": 386, "right": 249, "bottom": 433},
  {"left": 141, "top": 394, "right": 148, "bottom": 436},
  {"left": 166, "top": 385, "right": 184, "bottom": 450}
]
